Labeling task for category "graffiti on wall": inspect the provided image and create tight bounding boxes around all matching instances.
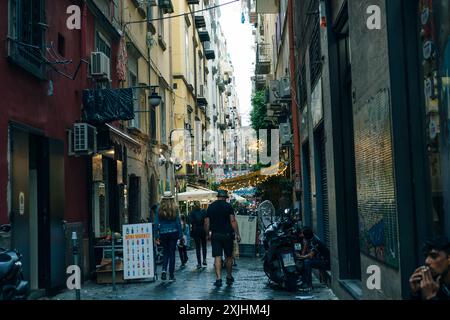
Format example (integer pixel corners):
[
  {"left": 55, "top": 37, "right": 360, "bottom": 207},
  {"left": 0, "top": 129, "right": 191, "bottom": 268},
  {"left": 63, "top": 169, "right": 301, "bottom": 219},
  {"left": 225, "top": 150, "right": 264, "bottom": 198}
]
[{"left": 353, "top": 89, "right": 400, "bottom": 269}]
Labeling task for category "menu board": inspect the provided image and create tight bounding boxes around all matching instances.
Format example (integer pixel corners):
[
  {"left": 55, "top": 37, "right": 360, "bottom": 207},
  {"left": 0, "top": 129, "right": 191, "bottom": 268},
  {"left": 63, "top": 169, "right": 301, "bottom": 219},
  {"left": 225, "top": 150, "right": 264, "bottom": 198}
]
[
  {"left": 123, "top": 223, "right": 154, "bottom": 280},
  {"left": 235, "top": 215, "right": 257, "bottom": 245}
]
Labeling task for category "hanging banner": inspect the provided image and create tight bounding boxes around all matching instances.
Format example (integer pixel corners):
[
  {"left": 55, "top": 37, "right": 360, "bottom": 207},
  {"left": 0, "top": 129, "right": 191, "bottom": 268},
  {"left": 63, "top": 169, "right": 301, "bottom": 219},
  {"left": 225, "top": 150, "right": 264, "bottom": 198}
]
[{"left": 123, "top": 223, "right": 154, "bottom": 280}]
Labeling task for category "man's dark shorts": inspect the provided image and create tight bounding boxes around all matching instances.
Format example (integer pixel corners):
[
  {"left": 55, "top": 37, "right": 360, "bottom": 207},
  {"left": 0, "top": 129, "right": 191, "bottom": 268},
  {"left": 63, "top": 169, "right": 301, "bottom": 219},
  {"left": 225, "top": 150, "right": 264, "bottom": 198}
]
[{"left": 211, "top": 233, "right": 234, "bottom": 258}]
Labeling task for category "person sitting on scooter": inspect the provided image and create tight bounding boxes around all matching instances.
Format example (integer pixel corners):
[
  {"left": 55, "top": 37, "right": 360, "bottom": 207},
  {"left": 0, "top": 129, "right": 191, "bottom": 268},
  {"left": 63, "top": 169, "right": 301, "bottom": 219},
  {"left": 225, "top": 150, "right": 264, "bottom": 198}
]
[{"left": 297, "top": 227, "right": 330, "bottom": 290}]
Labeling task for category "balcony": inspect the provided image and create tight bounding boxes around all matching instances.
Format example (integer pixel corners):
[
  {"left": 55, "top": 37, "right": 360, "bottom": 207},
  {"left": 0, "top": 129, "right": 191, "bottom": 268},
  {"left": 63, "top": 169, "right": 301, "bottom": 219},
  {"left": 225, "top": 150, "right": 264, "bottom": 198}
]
[
  {"left": 131, "top": 0, "right": 147, "bottom": 18},
  {"left": 254, "top": 75, "right": 267, "bottom": 90},
  {"left": 203, "top": 41, "right": 215, "bottom": 60},
  {"left": 195, "top": 16, "right": 206, "bottom": 28},
  {"left": 205, "top": 50, "right": 215, "bottom": 60},
  {"left": 198, "top": 31, "right": 211, "bottom": 42},
  {"left": 187, "top": 0, "right": 200, "bottom": 4},
  {"left": 256, "top": 43, "right": 272, "bottom": 75},
  {"left": 159, "top": 0, "right": 174, "bottom": 14},
  {"left": 256, "top": 0, "right": 278, "bottom": 13},
  {"left": 197, "top": 85, "right": 208, "bottom": 107}
]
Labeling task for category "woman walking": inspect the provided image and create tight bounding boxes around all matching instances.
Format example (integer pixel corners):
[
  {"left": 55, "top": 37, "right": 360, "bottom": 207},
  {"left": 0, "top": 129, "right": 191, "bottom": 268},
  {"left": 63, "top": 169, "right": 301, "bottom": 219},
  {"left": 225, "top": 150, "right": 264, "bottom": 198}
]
[
  {"left": 155, "top": 192, "right": 182, "bottom": 281},
  {"left": 178, "top": 214, "right": 190, "bottom": 267},
  {"left": 190, "top": 201, "right": 208, "bottom": 269}
]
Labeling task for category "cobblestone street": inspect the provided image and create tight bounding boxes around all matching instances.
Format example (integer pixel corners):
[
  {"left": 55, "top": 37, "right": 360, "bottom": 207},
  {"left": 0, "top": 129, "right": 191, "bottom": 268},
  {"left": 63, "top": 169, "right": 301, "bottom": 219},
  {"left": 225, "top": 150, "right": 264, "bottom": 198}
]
[{"left": 44, "top": 246, "right": 337, "bottom": 301}]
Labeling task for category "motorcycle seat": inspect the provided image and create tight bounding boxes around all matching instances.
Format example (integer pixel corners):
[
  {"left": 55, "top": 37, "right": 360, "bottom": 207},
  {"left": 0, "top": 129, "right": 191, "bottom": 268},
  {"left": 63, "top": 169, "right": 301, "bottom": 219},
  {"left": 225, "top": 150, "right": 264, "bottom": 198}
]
[{"left": 0, "top": 253, "right": 15, "bottom": 280}]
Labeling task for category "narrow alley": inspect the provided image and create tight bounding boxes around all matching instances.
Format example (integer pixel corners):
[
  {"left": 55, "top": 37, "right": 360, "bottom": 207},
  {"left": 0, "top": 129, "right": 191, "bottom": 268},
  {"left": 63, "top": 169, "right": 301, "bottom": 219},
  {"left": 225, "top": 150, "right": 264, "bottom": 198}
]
[{"left": 43, "top": 245, "right": 336, "bottom": 301}]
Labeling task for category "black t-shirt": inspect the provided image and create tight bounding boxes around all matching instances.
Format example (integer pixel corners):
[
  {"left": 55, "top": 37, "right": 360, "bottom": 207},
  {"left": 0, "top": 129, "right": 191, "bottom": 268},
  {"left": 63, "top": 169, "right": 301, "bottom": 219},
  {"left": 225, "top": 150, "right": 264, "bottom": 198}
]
[
  {"left": 206, "top": 200, "right": 235, "bottom": 234},
  {"left": 190, "top": 209, "right": 206, "bottom": 232}
]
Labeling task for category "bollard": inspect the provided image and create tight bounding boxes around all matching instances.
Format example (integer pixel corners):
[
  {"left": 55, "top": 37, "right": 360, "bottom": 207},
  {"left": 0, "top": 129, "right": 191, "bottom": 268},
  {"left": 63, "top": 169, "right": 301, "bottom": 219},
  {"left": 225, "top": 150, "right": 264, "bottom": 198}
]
[{"left": 71, "top": 231, "right": 81, "bottom": 300}]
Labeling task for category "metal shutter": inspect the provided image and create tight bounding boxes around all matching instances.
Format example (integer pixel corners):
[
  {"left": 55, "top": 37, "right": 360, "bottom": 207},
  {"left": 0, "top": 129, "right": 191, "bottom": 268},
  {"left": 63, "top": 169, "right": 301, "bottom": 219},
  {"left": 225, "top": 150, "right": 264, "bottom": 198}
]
[
  {"left": 317, "top": 125, "right": 330, "bottom": 248},
  {"left": 302, "top": 143, "right": 313, "bottom": 227}
]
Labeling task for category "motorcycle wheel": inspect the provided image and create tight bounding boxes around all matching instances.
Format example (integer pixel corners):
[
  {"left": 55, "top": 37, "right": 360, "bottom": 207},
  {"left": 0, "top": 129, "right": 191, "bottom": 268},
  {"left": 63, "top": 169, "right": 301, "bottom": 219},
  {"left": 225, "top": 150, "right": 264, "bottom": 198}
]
[{"left": 263, "top": 258, "right": 272, "bottom": 280}]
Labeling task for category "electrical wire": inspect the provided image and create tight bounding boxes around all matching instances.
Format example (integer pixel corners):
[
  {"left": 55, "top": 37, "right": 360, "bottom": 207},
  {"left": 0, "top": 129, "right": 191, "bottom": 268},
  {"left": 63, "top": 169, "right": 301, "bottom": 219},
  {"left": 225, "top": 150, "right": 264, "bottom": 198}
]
[{"left": 123, "top": 0, "right": 240, "bottom": 27}]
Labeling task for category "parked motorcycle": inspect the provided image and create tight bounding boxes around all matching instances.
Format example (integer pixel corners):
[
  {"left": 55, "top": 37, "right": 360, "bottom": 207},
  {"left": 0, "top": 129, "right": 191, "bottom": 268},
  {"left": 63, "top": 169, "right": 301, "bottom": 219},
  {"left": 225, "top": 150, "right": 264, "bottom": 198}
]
[
  {"left": 0, "top": 224, "right": 29, "bottom": 300},
  {"left": 261, "top": 209, "right": 303, "bottom": 291}
]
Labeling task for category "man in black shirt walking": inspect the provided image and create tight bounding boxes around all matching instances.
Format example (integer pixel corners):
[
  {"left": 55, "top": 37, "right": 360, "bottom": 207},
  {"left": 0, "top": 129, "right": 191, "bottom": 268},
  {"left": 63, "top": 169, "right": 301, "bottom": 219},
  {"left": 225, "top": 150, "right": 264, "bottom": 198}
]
[{"left": 205, "top": 190, "right": 241, "bottom": 287}]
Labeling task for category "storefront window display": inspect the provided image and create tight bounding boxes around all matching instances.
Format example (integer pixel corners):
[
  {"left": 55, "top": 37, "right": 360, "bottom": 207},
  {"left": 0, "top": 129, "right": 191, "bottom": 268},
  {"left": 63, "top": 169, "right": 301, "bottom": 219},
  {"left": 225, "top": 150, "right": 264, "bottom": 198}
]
[{"left": 419, "top": 0, "right": 450, "bottom": 236}]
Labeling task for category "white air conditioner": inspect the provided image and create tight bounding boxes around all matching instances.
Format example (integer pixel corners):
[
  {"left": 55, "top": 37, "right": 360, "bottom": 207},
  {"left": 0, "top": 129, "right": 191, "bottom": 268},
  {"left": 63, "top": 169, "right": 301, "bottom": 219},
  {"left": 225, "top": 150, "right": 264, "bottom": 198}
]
[
  {"left": 91, "top": 52, "right": 111, "bottom": 80},
  {"left": 69, "top": 123, "right": 97, "bottom": 156}
]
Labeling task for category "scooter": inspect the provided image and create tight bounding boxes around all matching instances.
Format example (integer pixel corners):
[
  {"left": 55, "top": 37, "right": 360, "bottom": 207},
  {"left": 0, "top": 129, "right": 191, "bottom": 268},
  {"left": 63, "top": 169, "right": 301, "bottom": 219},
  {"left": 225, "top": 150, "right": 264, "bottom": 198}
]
[
  {"left": 0, "top": 225, "right": 29, "bottom": 300},
  {"left": 262, "top": 210, "right": 303, "bottom": 291}
]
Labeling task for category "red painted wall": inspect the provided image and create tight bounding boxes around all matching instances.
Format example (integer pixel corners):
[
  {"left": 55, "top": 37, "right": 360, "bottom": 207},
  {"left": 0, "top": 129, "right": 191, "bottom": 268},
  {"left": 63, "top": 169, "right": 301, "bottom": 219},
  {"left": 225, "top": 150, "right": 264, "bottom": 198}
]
[
  {"left": 0, "top": 0, "right": 120, "bottom": 230},
  {"left": 0, "top": 1, "right": 90, "bottom": 227}
]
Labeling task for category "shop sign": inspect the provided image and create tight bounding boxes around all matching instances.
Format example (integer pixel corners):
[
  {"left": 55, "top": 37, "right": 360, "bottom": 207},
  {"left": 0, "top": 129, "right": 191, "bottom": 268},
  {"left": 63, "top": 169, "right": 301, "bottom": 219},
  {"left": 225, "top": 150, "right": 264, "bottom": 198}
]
[{"left": 123, "top": 223, "right": 154, "bottom": 280}]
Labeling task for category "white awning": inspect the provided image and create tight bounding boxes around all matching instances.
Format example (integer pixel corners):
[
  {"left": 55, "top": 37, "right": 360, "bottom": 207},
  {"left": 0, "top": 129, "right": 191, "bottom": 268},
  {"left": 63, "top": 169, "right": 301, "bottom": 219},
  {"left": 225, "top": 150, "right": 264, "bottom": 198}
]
[{"left": 177, "top": 186, "right": 217, "bottom": 202}]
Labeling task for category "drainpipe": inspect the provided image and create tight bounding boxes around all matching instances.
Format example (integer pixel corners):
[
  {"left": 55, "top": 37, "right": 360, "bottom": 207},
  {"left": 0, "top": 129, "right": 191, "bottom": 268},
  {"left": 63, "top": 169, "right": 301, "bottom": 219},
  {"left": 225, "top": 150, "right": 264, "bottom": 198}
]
[
  {"left": 288, "top": 0, "right": 302, "bottom": 202},
  {"left": 81, "top": 0, "right": 87, "bottom": 83}
]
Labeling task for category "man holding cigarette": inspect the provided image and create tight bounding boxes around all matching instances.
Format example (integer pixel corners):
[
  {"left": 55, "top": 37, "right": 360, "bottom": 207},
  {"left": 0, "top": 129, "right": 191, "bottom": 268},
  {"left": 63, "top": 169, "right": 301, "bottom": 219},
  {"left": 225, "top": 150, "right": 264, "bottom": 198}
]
[{"left": 409, "top": 236, "right": 450, "bottom": 300}]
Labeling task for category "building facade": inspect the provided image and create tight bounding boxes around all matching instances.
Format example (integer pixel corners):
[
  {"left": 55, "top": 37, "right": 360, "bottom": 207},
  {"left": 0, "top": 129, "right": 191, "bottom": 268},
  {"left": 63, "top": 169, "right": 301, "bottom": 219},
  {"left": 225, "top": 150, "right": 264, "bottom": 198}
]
[{"left": 251, "top": 0, "right": 450, "bottom": 300}]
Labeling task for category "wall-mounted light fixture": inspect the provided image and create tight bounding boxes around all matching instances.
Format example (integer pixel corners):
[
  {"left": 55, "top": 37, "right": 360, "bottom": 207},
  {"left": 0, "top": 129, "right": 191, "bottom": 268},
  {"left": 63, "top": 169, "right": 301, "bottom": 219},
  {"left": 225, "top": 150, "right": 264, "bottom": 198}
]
[{"left": 149, "top": 86, "right": 162, "bottom": 107}]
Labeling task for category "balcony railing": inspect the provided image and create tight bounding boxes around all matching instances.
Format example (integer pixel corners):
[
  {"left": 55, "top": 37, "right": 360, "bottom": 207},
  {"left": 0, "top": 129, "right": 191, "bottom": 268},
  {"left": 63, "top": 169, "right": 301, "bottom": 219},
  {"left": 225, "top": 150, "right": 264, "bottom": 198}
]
[{"left": 256, "top": 43, "right": 272, "bottom": 75}]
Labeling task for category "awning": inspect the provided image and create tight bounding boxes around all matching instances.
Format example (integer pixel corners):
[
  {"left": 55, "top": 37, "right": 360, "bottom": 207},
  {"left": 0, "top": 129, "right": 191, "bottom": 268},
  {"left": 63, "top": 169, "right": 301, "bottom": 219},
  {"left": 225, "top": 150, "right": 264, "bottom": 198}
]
[
  {"left": 219, "top": 162, "right": 288, "bottom": 192},
  {"left": 106, "top": 124, "right": 141, "bottom": 153},
  {"left": 177, "top": 186, "right": 217, "bottom": 202}
]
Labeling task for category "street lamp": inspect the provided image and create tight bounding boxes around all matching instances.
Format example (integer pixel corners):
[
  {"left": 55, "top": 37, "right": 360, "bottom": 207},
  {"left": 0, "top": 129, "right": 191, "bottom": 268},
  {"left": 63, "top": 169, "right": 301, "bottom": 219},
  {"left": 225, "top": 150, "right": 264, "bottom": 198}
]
[{"left": 149, "top": 88, "right": 162, "bottom": 107}]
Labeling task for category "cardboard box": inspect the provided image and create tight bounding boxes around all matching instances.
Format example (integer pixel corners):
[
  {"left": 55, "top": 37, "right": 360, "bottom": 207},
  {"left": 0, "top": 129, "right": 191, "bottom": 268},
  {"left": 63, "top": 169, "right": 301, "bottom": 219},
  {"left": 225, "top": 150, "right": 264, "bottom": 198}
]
[
  {"left": 96, "top": 258, "right": 125, "bottom": 284},
  {"left": 99, "top": 258, "right": 123, "bottom": 271},
  {"left": 96, "top": 270, "right": 125, "bottom": 284}
]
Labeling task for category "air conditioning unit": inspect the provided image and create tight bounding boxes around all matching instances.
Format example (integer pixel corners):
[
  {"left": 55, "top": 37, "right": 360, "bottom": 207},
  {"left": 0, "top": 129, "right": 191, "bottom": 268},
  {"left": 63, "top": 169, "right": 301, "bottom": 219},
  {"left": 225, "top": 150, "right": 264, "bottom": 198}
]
[
  {"left": 90, "top": 52, "right": 111, "bottom": 80},
  {"left": 279, "top": 77, "right": 291, "bottom": 100},
  {"left": 279, "top": 122, "right": 292, "bottom": 145},
  {"left": 69, "top": 123, "right": 97, "bottom": 156},
  {"left": 268, "top": 80, "right": 281, "bottom": 105}
]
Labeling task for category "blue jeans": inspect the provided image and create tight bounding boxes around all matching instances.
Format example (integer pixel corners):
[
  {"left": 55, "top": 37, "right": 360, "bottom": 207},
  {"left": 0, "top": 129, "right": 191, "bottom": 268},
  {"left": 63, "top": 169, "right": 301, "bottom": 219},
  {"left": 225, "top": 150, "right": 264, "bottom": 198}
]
[
  {"left": 302, "top": 259, "right": 329, "bottom": 286},
  {"left": 161, "top": 231, "right": 179, "bottom": 276}
]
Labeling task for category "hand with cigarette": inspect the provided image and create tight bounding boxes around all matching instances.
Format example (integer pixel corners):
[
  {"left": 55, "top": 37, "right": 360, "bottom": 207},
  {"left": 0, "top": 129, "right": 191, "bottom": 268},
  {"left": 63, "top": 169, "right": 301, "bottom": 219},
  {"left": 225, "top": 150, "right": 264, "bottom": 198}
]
[{"left": 410, "top": 266, "right": 441, "bottom": 300}]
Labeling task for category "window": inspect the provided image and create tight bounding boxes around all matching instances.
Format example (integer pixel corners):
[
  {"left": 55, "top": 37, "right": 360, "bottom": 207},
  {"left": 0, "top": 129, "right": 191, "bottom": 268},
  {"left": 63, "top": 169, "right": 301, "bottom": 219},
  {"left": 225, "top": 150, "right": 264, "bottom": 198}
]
[
  {"left": 150, "top": 106, "right": 157, "bottom": 142},
  {"left": 129, "top": 72, "right": 139, "bottom": 129},
  {"left": 95, "top": 31, "right": 111, "bottom": 58},
  {"left": 158, "top": 7, "right": 164, "bottom": 38},
  {"left": 185, "top": 22, "right": 191, "bottom": 83},
  {"left": 95, "top": 31, "right": 111, "bottom": 88},
  {"left": 8, "top": 0, "right": 46, "bottom": 78},
  {"left": 57, "top": 33, "right": 65, "bottom": 57}
]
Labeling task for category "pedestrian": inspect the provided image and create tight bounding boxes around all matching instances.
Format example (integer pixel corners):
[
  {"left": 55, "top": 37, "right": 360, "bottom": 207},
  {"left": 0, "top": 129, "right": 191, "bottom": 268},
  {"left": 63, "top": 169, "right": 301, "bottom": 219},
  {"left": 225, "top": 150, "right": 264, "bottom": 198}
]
[
  {"left": 409, "top": 236, "right": 450, "bottom": 300},
  {"left": 204, "top": 190, "right": 241, "bottom": 287},
  {"left": 155, "top": 192, "right": 182, "bottom": 281},
  {"left": 297, "top": 226, "right": 330, "bottom": 291},
  {"left": 177, "top": 214, "right": 189, "bottom": 267},
  {"left": 190, "top": 201, "right": 208, "bottom": 269},
  {"left": 149, "top": 204, "right": 159, "bottom": 223}
]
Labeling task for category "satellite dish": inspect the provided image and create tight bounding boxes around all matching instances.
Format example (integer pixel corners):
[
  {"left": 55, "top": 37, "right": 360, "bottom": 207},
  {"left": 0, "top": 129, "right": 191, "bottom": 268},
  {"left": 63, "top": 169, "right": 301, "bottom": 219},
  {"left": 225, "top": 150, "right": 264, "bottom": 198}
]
[{"left": 257, "top": 200, "right": 275, "bottom": 230}]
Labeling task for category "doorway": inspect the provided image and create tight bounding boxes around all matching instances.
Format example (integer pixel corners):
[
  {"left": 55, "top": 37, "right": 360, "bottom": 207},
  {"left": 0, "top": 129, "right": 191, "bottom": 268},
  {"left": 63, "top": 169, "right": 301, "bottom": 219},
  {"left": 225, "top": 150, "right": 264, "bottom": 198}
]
[
  {"left": 10, "top": 123, "right": 66, "bottom": 293},
  {"left": 333, "top": 7, "right": 362, "bottom": 284}
]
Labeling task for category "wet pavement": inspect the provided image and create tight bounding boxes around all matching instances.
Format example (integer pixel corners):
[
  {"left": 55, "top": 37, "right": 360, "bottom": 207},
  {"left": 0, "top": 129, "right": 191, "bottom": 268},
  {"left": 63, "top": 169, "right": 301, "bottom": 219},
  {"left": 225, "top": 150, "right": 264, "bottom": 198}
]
[{"left": 43, "top": 245, "right": 337, "bottom": 301}]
